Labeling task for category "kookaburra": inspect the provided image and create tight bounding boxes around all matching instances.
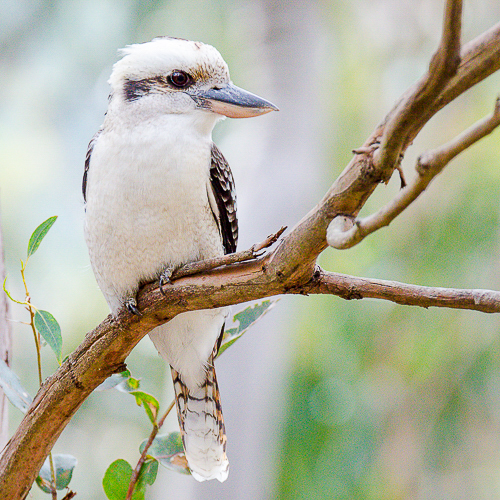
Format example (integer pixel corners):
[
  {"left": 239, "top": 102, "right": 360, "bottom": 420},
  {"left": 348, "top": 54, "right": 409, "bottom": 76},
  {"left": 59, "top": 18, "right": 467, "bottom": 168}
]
[{"left": 83, "top": 37, "right": 277, "bottom": 482}]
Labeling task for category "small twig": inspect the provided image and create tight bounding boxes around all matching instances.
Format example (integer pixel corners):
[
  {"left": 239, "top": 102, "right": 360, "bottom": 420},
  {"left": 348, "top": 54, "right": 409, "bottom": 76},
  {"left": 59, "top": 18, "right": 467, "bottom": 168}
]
[
  {"left": 21, "top": 260, "right": 59, "bottom": 498},
  {"left": 125, "top": 399, "right": 175, "bottom": 500},
  {"left": 20, "top": 265, "right": 43, "bottom": 386},
  {"left": 352, "top": 142, "right": 380, "bottom": 155},
  {"left": 328, "top": 97, "right": 500, "bottom": 249},
  {"left": 48, "top": 452, "right": 57, "bottom": 500},
  {"left": 308, "top": 268, "right": 500, "bottom": 314},
  {"left": 170, "top": 226, "right": 287, "bottom": 281},
  {"left": 61, "top": 491, "right": 76, "bottom": 500}
]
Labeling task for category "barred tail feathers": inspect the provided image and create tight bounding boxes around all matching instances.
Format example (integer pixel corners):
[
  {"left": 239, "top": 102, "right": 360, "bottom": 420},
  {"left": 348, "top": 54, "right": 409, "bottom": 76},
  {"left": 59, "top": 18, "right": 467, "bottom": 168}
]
[{"left": 171, "top": 362, "right": 229, "bottom": 482}]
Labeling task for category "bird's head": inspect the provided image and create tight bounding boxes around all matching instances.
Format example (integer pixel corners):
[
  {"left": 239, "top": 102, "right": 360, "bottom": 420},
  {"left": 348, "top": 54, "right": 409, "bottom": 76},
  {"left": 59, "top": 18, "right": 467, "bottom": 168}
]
[{"left": 108, "top": 37, "right": 278, "bottom": 122}]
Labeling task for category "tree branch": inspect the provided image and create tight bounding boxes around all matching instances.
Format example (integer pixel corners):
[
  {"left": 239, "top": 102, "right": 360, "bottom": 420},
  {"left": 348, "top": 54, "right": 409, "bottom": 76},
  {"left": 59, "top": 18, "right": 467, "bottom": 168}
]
[
  {"left": 327, "top": 97, "right": 500, "bottom": 249},
  {"left": 170, "top": 226, "right": 287, "bottom": 280},
  {"left": 267, "top": 19, "right": 500, "bottom": 285},
  {"left": 307, "top": 269, "right": 500, "bottom": 314}
]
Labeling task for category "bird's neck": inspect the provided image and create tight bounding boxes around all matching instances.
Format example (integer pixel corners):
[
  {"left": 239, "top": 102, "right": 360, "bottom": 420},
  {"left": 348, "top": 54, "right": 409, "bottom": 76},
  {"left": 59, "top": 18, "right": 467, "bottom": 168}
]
[{"left": 105, "top": 101, "right": 221, "bottom": 140}]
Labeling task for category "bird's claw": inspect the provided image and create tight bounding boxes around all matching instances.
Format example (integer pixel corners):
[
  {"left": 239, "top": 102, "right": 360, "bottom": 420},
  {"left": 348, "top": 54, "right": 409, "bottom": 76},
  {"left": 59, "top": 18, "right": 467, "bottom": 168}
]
[
  {"left": 125, "top": 297, "right": 141, "bottom": 316},
  {"left": 159, "top": 265, "right": 177, "bottom": 295}
]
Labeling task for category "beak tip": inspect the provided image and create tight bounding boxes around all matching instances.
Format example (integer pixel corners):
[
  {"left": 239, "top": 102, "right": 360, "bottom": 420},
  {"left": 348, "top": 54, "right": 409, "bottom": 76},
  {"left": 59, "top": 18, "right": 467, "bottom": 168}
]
[{"left": 260, "top": 102, "right": 279, "bottom": 114}]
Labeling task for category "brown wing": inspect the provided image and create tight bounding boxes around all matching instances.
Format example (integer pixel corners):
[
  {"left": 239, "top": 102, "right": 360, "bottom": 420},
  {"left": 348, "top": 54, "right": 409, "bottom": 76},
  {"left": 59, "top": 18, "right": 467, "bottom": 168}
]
[
  {"left": 209, "top": 144, "right": 238, "bottom": 254},
  {"left": 82, "top": 130, "right": 102, "bottom": 202}
]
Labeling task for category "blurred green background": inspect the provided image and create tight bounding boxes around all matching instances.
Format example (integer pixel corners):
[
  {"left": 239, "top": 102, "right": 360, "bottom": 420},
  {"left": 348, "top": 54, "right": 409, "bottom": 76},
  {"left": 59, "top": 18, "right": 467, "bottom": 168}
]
[{"left": 2, "top": 0, "right": 500, "bottom": 499}]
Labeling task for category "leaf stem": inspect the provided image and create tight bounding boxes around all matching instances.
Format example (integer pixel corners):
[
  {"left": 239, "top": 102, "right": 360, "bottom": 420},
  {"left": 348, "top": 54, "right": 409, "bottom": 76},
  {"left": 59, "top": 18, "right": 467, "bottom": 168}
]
[
  {"left": 125, "top": 399, "right": 175, "bottom": 500},
  {"left": 20, "top": 263, "right": 43, "bottom": 386},
  {"left": 48, "top": 452, "right": 57, "bottom": 500},
  {"left": 21, "top": 261, "right": 57, "bottom": 496}
]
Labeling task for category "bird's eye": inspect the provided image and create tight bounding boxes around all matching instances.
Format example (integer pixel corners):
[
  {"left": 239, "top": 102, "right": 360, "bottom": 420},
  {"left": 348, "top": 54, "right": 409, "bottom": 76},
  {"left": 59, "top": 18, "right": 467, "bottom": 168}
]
[{"left": 168, "top": 70, "right": 193, "bottom": 88}]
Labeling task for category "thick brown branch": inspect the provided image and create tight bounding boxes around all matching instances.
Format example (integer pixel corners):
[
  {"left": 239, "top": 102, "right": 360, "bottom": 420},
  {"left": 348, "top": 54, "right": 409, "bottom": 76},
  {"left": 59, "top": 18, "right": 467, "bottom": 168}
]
[
  {"left": 327, "top": 97, "right": 500, "bottom": 249},
  {"left": 307, "top": 269, "right": 500, "bottom": 314},
  {"left": 0, "top": 256, "right": 280, "bottom": 500}
]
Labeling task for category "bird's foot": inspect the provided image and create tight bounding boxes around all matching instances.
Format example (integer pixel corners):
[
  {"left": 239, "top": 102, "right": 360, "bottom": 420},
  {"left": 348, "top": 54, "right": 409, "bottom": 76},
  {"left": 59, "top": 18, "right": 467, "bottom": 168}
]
[
  {"left": 125, "top": 296, "right": 141, "bottom": 316},
  {"left": 159, "top": 264, "right": 178, "bottom": 295}
]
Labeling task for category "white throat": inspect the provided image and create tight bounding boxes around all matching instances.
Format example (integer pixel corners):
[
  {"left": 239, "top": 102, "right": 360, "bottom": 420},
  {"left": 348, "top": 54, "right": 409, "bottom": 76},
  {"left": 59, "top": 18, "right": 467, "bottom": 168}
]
[{"left": 106, "top": 96, "right": 222, "bottom": 138}]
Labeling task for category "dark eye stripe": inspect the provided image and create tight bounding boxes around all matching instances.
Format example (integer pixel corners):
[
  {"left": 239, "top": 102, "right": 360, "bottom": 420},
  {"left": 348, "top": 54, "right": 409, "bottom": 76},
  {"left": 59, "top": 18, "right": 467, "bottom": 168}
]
[{"left": 123, "top": 78, "right": 155, "bottom": 101}]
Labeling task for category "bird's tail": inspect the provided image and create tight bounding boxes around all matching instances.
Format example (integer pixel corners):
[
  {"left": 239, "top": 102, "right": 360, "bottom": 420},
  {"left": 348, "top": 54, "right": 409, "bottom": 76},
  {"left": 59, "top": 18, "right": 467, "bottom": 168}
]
[{"left": 171, "top": 357, "right": 229, "bottom": 482}]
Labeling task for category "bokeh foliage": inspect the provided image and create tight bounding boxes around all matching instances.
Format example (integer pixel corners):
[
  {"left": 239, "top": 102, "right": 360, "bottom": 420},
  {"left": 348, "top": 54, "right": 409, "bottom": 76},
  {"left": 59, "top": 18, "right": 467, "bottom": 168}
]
[{"left": 2, "top": 0, "right": 500, "bottom": 499}]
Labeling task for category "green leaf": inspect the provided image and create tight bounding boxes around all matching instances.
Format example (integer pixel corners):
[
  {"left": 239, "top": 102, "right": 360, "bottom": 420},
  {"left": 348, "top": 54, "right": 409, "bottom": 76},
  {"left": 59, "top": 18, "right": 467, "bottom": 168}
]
[
  {"left": 103, "top": 459, "right": 133, "bottom": 500},
  {"left": 136, "top": 459, "right": 158, "bottom": 490},
  {"left": 27, "top": 216, "right": 57, "bottom": 258},
  {"left": 131, "top": 391, "right": 159, "bottom": 425},
  {"left": 34, "top": 309, "right": 62, "bottom": 364},
  {"left": 0, "top": 358, "right": 32, "bottom": 413},
  {"left": 139, "top": 432, "right": 184, "bottom": 457},
  {"left": 217, "top": 299, "right": 278, "bottom": 357},
  {"left": 36, "top": 454, "right": 77, "bottom": 492},
  {"left": 96, "top": 370, "right": 132, "bottom": 391},
  {"left": 140, "top": 432, "right": 190, "bottom": 475},
  {"left": 103, "top": 458, "right": 154, "bottom": 500}
]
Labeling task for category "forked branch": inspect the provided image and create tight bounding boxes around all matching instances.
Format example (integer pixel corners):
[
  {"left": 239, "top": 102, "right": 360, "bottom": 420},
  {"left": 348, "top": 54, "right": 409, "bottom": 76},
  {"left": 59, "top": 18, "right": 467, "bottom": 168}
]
[{"left": 327, "top": 97, "right": 500, "bottom": 249}]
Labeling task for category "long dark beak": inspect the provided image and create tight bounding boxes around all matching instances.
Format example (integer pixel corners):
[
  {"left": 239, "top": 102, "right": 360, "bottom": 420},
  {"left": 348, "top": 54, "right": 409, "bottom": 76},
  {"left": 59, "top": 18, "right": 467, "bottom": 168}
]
[{"left": 188, "top": 83, "right": 278, "bottom": 118}]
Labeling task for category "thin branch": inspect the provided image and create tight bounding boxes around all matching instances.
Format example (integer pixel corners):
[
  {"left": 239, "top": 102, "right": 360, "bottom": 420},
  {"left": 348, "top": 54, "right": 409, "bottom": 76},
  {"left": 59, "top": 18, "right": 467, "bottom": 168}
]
[
  {"left": 125, "top": 399, "right": 175, "bottom": 500},
  {"left": 306, "top": 269, "right": 500, "bottom": 314},
  {"left": 20, "top": 263, "right": 44, "bottom": 385},
  {"left": 418, "top": 96, "right": 500, "bottom": 170},
  {"left": 327, "top": 97, "right": 500, "bottom": 249},
  {"left": 171, "top": 226, "right": 287, "bottom": 280},
  {"left": 48, "top": 452, "right": 57, "bottom": 500}
]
